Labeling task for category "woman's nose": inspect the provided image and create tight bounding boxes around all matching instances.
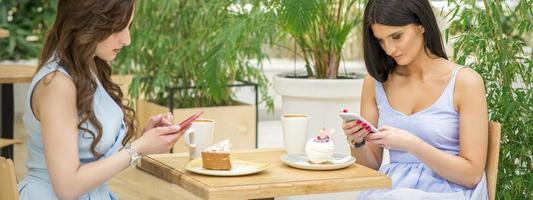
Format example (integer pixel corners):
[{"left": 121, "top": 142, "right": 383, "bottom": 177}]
[
  {"left": 382, "top": 41, "right": 397, "bottom": 56},
  {"left": 119, "top": 30, "right": 131, "bottom": 46}
]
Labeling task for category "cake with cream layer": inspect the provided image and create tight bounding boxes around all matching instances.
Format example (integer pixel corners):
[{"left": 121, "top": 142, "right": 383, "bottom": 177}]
[{"left": 202, "top": 140, "right": 232, "bottom": 170}]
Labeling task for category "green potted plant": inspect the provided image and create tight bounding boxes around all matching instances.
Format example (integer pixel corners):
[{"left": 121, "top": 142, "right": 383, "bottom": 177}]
[
  {"left": 445, "top": 0, "right": 532, "bottom": 199},
  {"left": 269, "top": 0, "right": 368, "bottom": 154},
  {"left": 115, "top": 0, "right": 276, "bottom": 152}
]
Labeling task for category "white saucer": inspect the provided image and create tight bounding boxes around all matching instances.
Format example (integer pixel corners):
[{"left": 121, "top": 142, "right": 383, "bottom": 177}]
[
  {"left": 185, "top": 158, "right": 270, "bottom": 176},
  {"left": 280, "top": 153, "right": 356, "bottom": 170}
]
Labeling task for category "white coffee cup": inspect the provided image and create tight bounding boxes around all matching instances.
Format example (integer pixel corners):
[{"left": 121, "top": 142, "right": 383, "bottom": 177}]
[
  {"left": 183, "top": 118, "right": 215, "bottom": 159},
  {"left": 281, "top": 114, "right": 309, "bottom": 154}
]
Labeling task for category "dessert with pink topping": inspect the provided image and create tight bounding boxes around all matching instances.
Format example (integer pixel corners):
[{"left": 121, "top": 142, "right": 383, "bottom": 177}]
[{"left": 305, "top": 128, "right": 335, "bottom": 164}]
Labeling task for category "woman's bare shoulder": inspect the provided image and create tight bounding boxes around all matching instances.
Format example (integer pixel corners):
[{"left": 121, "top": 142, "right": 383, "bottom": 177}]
[
  {"left": 37, "top": 71, "right": 76, "bottom": 94},
  {"left": 454, "top": 65, "right": 486, "bottom": 111},
  {"left": 456, "top": 66, "right": 484, "bottom": 89}
]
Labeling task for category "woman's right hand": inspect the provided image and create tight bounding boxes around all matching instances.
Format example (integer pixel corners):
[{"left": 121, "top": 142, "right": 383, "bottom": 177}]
[
  {"left": 342, "top": 120, "right": 371, "bottom": 145},
  {"left": 141, "top": 112, "right": 175, "bottom": 134},
  {"left": 132, "top": 125, "right": 186, "bottom": 155}
]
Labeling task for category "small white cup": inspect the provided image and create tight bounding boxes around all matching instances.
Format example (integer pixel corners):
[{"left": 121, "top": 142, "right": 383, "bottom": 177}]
[
  {"left": 281, "top": 114, "right": 309, "bottom": 154},
  {"left": 183, "top": 118, "right": 215, "bottom": 159}
]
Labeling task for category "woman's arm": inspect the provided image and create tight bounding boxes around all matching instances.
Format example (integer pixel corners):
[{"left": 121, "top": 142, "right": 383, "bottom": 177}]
[
  {"left": 33, "top": 72, "right": 182, "bottom": 199},
  {"left": 368, "top": 68, "right": 488, "bottom": 188},
  {"left": 409, "top": 68, "right": 488, "bottom": 188},
  {"left": 349, "top": 74, "right": 383, "bottom": 170}
]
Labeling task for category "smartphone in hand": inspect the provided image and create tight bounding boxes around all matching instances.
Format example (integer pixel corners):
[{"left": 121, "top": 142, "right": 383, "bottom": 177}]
[
  {"left": 178, "top": 111, "right": 204, "bottom": 128},
  {"left": 339, "top": 112, "right": 378, "bottom": 133}
]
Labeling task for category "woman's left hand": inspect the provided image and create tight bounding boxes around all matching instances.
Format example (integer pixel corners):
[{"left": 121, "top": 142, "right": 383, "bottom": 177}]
[{"left": 365, "top": 125, "right": 421, "bottom": 152}]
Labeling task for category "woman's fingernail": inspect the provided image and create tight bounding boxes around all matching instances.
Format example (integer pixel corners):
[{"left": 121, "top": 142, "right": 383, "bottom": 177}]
[
  {"left": 355, "top": 120, "right": 362, "bottom": 125},
  {"left": 361, "top": 123, "right": 368, "bottom": 127}
]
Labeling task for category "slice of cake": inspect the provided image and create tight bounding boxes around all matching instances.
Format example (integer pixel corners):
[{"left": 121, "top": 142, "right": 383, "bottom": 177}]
[{"left": 202, "top": 140, "right": 232, "bottom": 170}]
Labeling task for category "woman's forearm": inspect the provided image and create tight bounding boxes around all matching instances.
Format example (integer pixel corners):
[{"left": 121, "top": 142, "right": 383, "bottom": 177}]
[
  {"left": 409, "top": 139, "right": 484, "bottom": 188},
  {"left": 352, "top": 143, "right": 382, "bottom": 170},
  {"left": 52, "top": 149, "right": 131, "bottom": 199}
]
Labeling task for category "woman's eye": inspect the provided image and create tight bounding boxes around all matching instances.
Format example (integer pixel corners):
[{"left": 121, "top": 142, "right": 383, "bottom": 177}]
[{"left": 392, "top": 34, "right": 402, "bottom": 40}]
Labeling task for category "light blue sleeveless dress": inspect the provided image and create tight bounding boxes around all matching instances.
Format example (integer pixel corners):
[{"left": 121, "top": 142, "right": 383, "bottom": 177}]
[
  {"left": 357, "top": 67, "right": 488, "bottom": 200},
  {"left": 18, "top": 58, "right": 127, "bottom": 200}
]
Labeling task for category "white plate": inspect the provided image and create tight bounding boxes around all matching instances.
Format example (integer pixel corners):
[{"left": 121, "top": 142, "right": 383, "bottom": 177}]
[
  {"left": 280, "top": 153, "right": 356, "bottom": 170},
  {"left": 185, "top": 158, "right": 270, "bottom": 176}
]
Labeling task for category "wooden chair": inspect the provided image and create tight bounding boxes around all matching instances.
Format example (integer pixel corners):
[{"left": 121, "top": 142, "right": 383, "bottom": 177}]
[
  {"left": 0, "top": 139, "right": 22, "bottom": 199},
  {"left": 486, "top": 122, "right": 501, "bottom": 200},
  {"left": 0, "top": 157, "right": 19, "bottom": 200}
]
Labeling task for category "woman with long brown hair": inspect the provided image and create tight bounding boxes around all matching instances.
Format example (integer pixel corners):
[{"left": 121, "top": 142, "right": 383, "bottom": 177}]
[{"left": 18, "top": 0, "right": 186, "bottom": 199}]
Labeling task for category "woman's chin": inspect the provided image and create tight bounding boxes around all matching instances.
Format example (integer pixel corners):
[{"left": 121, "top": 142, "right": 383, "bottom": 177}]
[
  {"left": 99, "top": 55, "right": 116, "bottom": 62},
  {"left": 394, "top": 58, "right": 410, "bottom": 66}
]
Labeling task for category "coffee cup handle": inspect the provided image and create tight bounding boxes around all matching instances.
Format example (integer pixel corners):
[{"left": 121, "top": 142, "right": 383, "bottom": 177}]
[{"left": 183, "top": 129, "right": 196, "bottom": 148}]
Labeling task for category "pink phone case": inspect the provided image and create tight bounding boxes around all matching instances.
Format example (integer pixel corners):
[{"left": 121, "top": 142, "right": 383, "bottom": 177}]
[
  {"left": 178, "top": 111, "right": 204, "bottom": 128},
  {"left": 339, "top": 112, "right": 378, "bottom": 133}
]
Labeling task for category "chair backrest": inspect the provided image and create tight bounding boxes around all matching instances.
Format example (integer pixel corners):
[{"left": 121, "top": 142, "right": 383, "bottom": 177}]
[
  {"left": 0, "top": 157, "right": 19, "bottom": 200},
  {"left": 486, "top": 122, "right": 501, "bottom": 200}
]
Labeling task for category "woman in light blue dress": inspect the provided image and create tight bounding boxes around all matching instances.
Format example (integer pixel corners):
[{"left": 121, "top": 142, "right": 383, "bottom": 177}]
[
  {"left": 18, "top": 0, "right": 188, "bottom": 199},
  {"left": 342, "top": 0, "right": 489, "bottom": 199}
]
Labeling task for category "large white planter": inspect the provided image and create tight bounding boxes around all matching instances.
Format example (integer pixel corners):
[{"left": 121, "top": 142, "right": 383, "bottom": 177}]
[{"left": 273, "top": 73, "right": 364, "bottom": 155}]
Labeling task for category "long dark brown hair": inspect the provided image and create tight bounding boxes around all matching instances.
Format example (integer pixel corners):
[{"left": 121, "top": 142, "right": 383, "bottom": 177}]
[
  {"left": 38, "top": 0, "right": 136, "bottom": 157},
  {"left": 363, "top": 0, "right": 448, "bottom": 82}
]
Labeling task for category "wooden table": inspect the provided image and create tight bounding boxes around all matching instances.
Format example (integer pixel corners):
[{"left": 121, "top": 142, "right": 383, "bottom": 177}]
[
  {"left": 110, "top": 166, "right": 202, "bottom": 200},
  {"left": 0, "top": 64, "right": 36, "bottom": 159},
  {"left": 139, "top": 148, "right": 391, "bottom": 200},
  {"left": 0, "top": 28, "right": 9, "bottom": 38}
]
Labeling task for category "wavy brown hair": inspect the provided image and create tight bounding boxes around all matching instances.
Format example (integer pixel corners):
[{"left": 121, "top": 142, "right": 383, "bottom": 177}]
[{"left": 38, "top": 0, "right": 136, "bottom": 158}]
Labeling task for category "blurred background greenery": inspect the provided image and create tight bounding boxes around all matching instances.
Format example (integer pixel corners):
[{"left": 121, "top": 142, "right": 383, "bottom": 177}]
[
  {"left": 0, "top": 0, "right": 56, "bottom": 60},
  {"left": 115, "top": 0, "right": 277, "bottom": 110},
  {"left": 445, "top": 0, "right": 532, "bottom": 199}
]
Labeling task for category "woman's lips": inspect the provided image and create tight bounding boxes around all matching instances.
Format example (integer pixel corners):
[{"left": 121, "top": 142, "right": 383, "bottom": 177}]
[{"left": 393, "top": 55, "right": 402, "bottom": 59}]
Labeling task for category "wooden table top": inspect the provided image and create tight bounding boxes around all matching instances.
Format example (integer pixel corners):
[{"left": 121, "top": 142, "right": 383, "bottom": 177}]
[
  {"left": 110, "top": 166, "right": 201, "bottom": 200},
  {"left": 0, "top": 28, "right": 9, "bottom": 38},
  {"left": 0, "top": 64, "right": 36, "bottom": 84},
  {"left": 139, "top": 148, "right": 391, "bottom": 200}
]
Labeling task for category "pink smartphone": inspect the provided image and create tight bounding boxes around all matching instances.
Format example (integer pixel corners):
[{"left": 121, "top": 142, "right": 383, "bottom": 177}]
[
  {"left": 178, "top": 111, "right": 204, "bottom": 128},
  {"left": 339, "top": 112, "right": 378, "bottom": 133}
]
